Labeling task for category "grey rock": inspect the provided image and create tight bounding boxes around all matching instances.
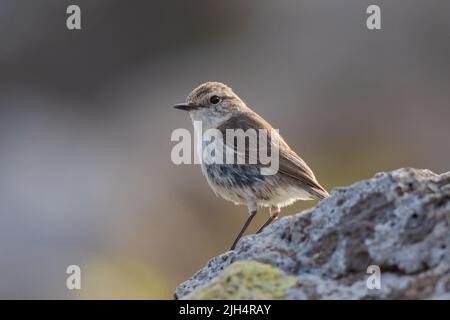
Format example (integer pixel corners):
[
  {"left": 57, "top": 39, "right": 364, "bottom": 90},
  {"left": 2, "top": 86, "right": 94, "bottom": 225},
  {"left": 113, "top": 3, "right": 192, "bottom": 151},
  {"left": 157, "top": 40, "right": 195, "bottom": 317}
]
[{"left": 175, "top": 168, "right": 450, "bottom": 299}]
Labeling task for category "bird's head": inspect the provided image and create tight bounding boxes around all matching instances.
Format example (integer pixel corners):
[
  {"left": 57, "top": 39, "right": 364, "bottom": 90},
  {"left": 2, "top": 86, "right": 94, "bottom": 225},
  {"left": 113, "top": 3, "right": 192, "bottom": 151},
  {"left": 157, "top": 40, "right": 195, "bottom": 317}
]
[{"left": 174, "top": 82, "right": 248, "bottom": 127}]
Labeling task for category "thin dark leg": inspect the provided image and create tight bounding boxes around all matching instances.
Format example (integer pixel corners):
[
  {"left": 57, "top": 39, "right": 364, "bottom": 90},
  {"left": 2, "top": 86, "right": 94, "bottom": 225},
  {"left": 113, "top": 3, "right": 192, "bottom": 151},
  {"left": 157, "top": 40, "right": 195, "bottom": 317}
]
[
  {"left": 256, "top": 211, "right": 279, "bottom": 234},
  {"left": 230, "top": 210, "right": 257, "bottom": 250}
]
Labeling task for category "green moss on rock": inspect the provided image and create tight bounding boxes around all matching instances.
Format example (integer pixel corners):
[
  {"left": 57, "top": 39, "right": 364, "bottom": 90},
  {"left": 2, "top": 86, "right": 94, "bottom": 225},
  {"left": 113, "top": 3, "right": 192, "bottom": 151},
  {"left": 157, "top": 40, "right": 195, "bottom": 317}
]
[{"left": 182, "top": 260, "right": 297, "bottom": 300}]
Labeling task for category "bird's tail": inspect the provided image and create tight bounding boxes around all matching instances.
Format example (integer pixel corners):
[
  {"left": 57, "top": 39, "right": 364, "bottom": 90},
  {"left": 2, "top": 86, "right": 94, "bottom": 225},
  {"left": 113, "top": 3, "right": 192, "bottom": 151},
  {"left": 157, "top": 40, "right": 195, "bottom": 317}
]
[{"left": 311, "top": 185, "right": 330, "bottom": 200}]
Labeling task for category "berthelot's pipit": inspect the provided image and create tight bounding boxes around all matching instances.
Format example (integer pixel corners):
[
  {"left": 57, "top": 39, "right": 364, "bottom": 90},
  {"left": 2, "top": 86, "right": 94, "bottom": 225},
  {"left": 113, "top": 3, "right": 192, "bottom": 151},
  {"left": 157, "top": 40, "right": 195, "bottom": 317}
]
[{"left": 174, "top": 82, "right": 329, "bottom": 250}]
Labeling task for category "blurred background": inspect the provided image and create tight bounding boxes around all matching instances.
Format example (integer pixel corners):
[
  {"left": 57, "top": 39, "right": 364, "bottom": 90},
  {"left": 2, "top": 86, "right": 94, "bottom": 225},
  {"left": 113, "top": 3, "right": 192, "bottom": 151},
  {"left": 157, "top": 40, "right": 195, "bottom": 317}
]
[{"left": 0, "top": 0, "right": 449, "bottom": 299}]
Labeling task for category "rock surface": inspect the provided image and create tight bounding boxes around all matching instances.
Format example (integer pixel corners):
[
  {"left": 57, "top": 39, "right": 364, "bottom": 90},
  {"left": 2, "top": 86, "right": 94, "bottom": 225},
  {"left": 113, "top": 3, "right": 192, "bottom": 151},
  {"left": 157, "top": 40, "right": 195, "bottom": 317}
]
[
  {"left": 175, "top": 168, "right": 450, "bottom": 299},
  {"left": 181, "top": 260, "right": 297, "bottom": 300}
]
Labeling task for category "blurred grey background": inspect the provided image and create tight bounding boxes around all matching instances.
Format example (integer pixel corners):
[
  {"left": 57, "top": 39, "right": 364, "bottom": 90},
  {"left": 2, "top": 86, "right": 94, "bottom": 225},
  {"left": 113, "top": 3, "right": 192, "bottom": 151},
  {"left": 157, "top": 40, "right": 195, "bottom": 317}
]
[{"left": 0, "top": 0, "right": 449, "bottom": 298}]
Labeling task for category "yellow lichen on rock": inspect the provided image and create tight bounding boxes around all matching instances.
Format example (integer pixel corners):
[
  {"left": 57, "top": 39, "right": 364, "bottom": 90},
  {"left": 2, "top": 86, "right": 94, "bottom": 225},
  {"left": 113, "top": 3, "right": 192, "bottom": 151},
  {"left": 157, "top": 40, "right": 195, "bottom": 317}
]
[{"left": 182, "top": 260, "right": 297, "bottom": 300}]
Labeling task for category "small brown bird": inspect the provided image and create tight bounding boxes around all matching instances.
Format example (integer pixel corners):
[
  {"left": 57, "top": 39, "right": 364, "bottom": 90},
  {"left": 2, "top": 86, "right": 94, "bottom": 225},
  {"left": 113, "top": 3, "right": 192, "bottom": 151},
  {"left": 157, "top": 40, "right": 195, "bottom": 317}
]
[{"left": 174, "top": 82, "right": 329, "bottom": 250}]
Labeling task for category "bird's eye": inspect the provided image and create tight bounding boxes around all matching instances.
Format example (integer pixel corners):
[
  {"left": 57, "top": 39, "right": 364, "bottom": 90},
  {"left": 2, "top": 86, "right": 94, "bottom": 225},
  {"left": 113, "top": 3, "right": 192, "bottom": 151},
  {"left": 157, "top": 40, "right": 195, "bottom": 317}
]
[{"left": 209, "top": 95, "right": 221, "bottom": 104}]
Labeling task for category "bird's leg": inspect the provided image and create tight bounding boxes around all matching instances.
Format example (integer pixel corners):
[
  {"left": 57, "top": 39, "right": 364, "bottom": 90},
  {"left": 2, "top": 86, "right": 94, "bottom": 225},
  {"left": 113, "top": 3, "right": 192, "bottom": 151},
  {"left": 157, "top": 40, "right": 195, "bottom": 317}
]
[
  {"left": 256, "top": 206, "right": 280, "bottom": 234},
  {"left": 230, "top": 197, "right": 257, "bottom": 250}
]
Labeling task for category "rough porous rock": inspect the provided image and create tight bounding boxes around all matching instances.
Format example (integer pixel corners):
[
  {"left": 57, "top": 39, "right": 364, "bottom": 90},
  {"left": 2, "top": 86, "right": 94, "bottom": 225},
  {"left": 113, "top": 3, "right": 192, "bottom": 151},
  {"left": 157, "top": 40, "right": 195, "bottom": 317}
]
[
  {"left": 181, "top": 260, "right": 297, "bottom": 300},
  {"left": 175, "top": 168, "right": 450, "bottom": 299}
]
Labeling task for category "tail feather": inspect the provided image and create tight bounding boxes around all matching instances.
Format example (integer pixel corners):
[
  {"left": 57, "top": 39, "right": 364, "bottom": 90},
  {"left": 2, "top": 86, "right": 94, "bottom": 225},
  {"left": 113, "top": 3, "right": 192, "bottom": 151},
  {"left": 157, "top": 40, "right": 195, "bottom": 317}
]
[{"left": 310, "top": 185, "right": 330, "bottom": 200}]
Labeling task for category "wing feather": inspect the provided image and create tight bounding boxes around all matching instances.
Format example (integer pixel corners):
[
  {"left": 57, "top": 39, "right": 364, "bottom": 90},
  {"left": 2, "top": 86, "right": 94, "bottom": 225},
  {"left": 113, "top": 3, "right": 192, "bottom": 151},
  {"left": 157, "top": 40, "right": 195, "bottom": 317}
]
[{"left": 217, "top": 111, "right": 329, "bottom": 199}]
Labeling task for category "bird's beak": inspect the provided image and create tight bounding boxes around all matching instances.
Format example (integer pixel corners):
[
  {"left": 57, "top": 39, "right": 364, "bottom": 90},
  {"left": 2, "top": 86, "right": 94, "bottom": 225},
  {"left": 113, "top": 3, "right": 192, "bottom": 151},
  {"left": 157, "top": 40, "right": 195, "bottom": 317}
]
[{"left": 173, "top": 103, "right": 200, "bottom": 111}]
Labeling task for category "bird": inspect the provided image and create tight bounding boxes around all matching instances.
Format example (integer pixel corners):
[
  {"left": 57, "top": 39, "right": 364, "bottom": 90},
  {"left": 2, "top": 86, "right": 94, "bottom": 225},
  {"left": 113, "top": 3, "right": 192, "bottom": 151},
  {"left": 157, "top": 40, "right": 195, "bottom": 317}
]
[{"left": 174, "top": 82, "right": 329, "bottom": 250}]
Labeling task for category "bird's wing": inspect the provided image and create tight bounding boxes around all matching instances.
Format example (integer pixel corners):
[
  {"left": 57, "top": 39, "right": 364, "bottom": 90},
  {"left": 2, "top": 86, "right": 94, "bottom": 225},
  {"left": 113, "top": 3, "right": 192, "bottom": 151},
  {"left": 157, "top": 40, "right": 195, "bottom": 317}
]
[{"left": 216, "top": 111, "right": 329, "bottom": 199}]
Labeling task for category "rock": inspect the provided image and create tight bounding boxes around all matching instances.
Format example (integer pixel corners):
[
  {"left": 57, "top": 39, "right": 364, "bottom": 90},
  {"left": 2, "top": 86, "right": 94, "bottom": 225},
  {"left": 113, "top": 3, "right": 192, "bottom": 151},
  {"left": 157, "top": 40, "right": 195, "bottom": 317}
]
[
  {"left": 175, "top": 168, "right": 450, "bottom": 299},
  {"left": 181, "top": 260, "right": 297, "bottom": 300}
]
